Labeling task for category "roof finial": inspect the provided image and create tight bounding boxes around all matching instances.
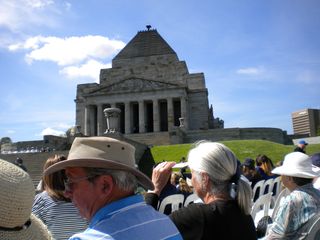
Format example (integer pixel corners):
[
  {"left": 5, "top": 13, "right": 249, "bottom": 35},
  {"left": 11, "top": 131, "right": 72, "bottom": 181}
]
[{"left": 146, "top": 25, "right": 152, "bottom": 31}]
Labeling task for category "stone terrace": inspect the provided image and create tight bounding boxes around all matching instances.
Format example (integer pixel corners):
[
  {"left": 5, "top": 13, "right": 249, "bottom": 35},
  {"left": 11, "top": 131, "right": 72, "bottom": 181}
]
[{"left": 0, "top": 151, "right": 68, "bottom": 188}]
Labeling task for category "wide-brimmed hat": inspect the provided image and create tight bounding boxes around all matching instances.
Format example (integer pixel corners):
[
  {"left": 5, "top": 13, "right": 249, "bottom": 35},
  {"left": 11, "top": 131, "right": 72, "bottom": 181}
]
[
  {"left": 272, "top": 152, "right": 318, "bottom": 178},
  {"left": 44, "top": 136, "right": 154, "bottom": 190},
  {"left": 0, "top": 159, "right": 51, "bottom": 239}
]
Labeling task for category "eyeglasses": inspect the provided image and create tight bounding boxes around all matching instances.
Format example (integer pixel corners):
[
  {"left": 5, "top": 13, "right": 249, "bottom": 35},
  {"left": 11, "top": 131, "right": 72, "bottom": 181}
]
[{"left": 64, "top": 175, "right": 96, "bottom": 192}]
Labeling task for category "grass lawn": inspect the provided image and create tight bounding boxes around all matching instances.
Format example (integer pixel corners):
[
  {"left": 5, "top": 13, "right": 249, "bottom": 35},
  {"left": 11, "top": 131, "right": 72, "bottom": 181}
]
[{"left": 150, "top": 140, "right": 320, "bottom": 166}]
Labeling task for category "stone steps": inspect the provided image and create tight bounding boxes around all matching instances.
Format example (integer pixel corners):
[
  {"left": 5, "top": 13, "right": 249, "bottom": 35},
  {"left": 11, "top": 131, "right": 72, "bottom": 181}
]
[
  {"left": 0, "top": 151, "right": 68, "bottom": 188},
  {"left": 125, "top": 132, "right": 171, "bottom": 145}
]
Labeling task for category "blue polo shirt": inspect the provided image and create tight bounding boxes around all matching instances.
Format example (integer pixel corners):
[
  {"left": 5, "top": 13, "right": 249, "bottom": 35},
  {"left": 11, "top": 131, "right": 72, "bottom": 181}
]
[{"left": 69, "top": 194, "right": 182, "bottom": 240}]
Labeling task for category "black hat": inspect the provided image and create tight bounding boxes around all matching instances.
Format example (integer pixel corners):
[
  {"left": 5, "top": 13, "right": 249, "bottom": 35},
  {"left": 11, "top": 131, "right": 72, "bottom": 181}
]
[{"left": 242, "top": 158, "right": 255, "bottom": 170}]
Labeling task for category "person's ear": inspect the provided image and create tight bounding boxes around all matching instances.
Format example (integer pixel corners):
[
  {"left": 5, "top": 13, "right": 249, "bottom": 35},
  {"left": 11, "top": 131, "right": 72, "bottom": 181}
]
[
  {"left": 99, "top": 175, "right": 114, "bottom": 195},
  {"left": 201, "top": 172, "right": 209, "bottom": 186}
]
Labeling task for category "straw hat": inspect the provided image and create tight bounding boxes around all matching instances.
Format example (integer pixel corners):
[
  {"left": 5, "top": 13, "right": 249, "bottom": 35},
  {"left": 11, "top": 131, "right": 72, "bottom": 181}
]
[
  {"left": 44, "top": 136, "right": 154, "bottom": 190},
  {"left": 0, "top": 159, "right": 52, "bottom": 239},
  {"left": 272, "top": 152, "right": 319, "bottom": 178}
]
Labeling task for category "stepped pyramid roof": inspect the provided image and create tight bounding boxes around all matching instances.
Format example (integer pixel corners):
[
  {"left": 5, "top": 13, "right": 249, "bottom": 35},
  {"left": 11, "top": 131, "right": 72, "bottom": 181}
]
[{"left": 113, "top": 27, "right": 177, "bottom": 60}]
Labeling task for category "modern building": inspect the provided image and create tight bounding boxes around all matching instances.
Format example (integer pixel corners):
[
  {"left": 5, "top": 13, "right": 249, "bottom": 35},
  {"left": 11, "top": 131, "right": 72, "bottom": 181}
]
[{"left": 292, "top": 108, "right": 320, "bottom": 137}]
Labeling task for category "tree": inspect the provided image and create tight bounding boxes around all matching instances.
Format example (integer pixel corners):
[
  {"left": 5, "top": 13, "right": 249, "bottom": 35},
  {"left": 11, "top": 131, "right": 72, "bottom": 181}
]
[{"left": 0, "top": 137, "right": 12, "bottom": 145}]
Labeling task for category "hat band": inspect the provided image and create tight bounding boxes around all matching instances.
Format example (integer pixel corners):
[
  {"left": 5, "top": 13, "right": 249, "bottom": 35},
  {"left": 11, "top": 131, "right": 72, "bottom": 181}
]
[{"left": 0, "top": 219, "right": 31, "bottom": 231}]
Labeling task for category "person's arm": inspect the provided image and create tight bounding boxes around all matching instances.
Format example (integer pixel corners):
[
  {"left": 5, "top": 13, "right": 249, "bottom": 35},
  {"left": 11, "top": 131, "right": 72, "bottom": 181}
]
[
  {"left": 149, "top": 161, "right": 176, "bottom": 196},
  {"left": 145, "top": 161, "right": 176, "bottom": 209},
  {"left": 144, "top": 192, "right": 159, "bottom": 209}
]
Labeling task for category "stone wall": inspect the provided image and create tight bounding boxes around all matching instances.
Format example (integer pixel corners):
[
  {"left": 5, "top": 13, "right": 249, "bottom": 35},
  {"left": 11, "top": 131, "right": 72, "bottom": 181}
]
[
  {"left": 188, "top": 90, "right": 209, "bottom": 130},
  {"left": 103, "top": 55, "right": 187, "bottom": 85},
  {"left": 124, "top": 127, "right": 289, "bottom": 145},
  {"left": 184, "top": 127, "right": 287, "bottom": 144}
]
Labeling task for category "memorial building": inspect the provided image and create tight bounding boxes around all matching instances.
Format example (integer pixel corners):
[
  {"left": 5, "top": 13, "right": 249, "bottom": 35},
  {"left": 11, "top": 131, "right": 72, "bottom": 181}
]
[{"left": 74, "top": 26, "right": 223, "bottom": 145}]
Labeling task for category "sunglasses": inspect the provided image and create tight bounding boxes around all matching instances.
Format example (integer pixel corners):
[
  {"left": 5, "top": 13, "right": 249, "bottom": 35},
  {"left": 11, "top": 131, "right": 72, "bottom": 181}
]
[{"left": 64, "top": 175, "right": 98, "bottom": 192}]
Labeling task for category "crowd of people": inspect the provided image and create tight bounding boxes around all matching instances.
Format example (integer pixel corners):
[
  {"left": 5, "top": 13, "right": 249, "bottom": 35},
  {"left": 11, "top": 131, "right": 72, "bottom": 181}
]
[{"left": 0, "top": 137, "right": 319, "bottom": 240}]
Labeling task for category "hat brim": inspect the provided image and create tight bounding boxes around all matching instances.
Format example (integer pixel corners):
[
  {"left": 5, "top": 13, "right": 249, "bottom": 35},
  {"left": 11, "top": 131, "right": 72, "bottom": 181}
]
[
  {"left": 312, "top": 165, "right": 320, "bottom": 174},
  {"left": 44, "top": 158, "right": 154, "bottom": 190},
  {"left": 272, "top": 166, "right": 319, "bottom": 178},
  {"left": 0, "top": 214, "right": 51, "bottom": 239},
  {"left": 173, "top": 162, "right": 189, "bottom": 169}
]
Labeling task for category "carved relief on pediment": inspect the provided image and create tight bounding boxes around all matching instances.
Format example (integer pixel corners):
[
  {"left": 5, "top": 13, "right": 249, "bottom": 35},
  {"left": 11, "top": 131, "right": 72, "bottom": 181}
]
[{"left": 90, "top": 78, "right": 179, "bottom": 95}]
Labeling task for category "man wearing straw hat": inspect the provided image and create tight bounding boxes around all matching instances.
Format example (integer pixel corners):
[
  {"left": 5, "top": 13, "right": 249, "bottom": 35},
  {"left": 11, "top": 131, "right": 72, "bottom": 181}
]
[
  {"left": 44, "top": 136, "right": 182, "bottom": 240},
  {"left": 0, "top": 159, "right": 52, "bottom": 239},
  {"left": 265, "top": 152, "right": 320, "bottom": 239}
]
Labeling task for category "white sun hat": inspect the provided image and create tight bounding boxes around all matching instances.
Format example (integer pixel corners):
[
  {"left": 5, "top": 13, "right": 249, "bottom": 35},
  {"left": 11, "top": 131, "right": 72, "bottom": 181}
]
[{"left": 272, "top": 152, "right": 319, "bottom": 179}]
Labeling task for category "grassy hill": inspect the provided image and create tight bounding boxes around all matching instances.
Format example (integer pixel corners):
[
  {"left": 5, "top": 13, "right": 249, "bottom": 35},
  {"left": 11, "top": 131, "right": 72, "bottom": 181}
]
[{"left": 150, "top": 140, "right": 320, "bottom": 166}]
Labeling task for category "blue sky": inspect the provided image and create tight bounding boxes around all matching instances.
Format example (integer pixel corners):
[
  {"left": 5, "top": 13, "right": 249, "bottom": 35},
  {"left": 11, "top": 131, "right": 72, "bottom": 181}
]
[{"left": 0, "top": 0, "right": 319, "bottom": 142}]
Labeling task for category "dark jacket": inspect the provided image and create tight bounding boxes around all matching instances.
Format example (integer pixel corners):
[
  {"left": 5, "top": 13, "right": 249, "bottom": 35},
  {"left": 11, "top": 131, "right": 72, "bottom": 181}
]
[{"left": 145, "top": 193, "right": 257, "bottom": 240}]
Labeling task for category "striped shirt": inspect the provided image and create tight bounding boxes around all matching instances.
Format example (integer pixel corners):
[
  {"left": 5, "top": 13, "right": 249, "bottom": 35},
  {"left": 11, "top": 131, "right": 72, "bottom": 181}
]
[
  {"left": 32, "top": 191, "right": 88, "bottom": 240},
  {"left": 69, "top": 194, "right": 182, "bottom": 240}
]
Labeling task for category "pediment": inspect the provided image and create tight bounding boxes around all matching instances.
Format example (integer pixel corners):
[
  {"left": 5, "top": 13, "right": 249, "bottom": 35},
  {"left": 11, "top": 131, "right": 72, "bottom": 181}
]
[{"left": 89, "top": 78, "right": 181, "bottom": 95}]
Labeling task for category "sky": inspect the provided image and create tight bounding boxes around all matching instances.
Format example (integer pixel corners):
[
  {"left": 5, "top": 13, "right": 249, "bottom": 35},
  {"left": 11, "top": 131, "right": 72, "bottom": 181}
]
[{"left": 0, "top": 0, "right": 319, "bottom": 143}]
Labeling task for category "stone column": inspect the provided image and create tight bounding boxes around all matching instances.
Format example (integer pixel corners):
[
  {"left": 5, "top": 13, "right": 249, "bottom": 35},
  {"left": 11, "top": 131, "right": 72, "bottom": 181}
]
[
  {"left": 89, "top": 105, "right": 96, "bottom": 136},
  {"left": 97, "top": 104, "right": 104, "bottom": 135},
  {"left": 153, "top": 99, "right": 159, "bottom": 132},
  {"left": 139, "top": 100, "right": 145, "bottom": 133},
  {"left": 84, "top": 105, "right": 90, "bottom": 136},
  {"left": 167, "top": 97, "right": 174, "bottom": 131},
  {"left": 124, "top": 102, "right": 131, "bottom": 134},
  {"left": 180, "top": 97, "right": 188, "bottom": 130}
]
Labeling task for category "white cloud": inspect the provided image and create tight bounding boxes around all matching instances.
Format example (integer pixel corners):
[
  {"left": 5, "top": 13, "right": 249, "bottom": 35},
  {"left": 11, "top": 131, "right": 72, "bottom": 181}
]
[
  {"left": 60, "top": 59, "right": 111, "bottom": 82},
  {"left": 8, "top": 35, "right": 123, "bottom": 82},
  {"left": 38, "top": 121, "right": 73, "bottom": 137},
  {"left": 26, "top": 0, "right": 54, "bottom": 8},
  {"left": 9, "top": 36, "right": 45, "bottom": 51},
  {"left": 9, "top": 35, "right": 125, "bottom": 66},
  {"left": 0, "top": 0, "right": 58, "bottom": 32},
  {"left": 40, "top": 127, "right": 66, "bottom": 137},
  {"left": 236, "top": 67, "right": 264, "bottom": 75},
  {"left": 6, "top": 130, "right": 16, "bottom": 134}
]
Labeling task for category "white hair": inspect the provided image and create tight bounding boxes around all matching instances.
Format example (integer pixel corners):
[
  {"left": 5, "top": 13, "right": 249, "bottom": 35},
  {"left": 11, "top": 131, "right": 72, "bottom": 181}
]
[{"left": 188, "top": 141, "right": 252, "bottom": 215}]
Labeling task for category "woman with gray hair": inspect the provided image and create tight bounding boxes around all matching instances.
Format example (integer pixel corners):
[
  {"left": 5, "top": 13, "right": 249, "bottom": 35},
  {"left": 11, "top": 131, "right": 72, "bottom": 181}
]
[{"left": 145, "top": 141, "right": 257, "bottom": 240}]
